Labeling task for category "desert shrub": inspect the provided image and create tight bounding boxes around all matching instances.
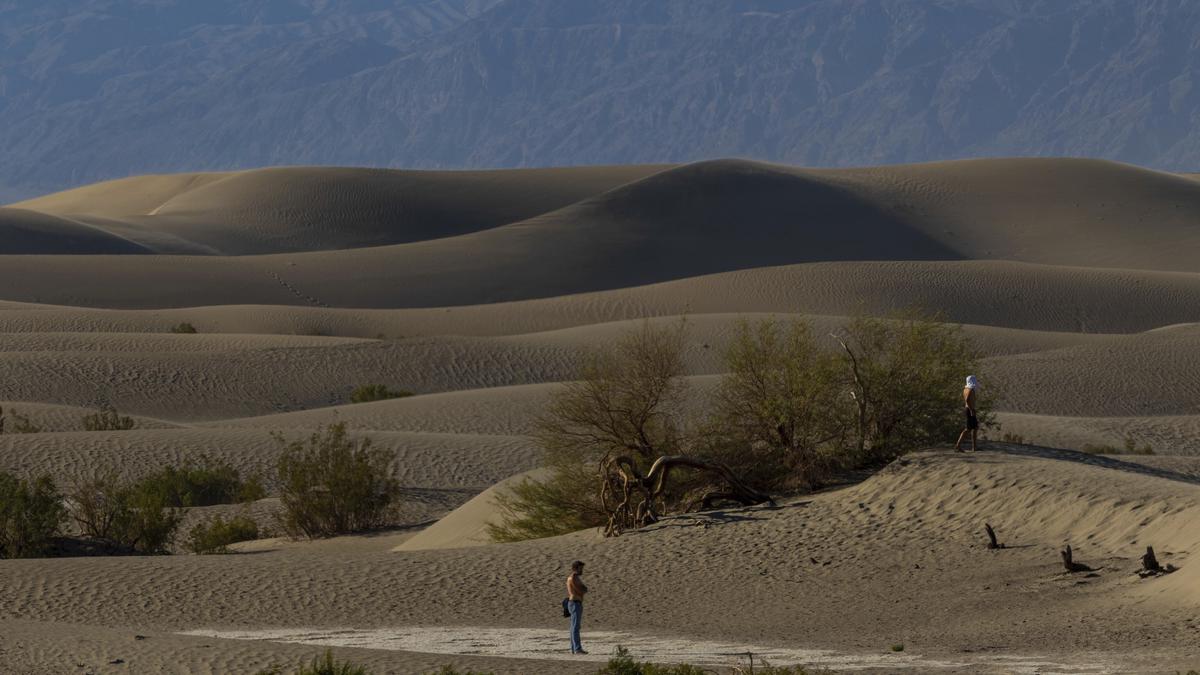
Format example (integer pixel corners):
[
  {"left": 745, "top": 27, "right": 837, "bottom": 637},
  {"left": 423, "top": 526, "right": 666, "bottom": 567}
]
[
  {"left": 138, "top": 457, "right": 264, "bottom": 507},
  {"left": 833, "top": 314, "right": 991, "bottom": 465},
  {"left": 170, "top": 322, "right": 198, "bottom": 334},
  {"left": 82, "top": 406, "right": 136, "bottom": 431},
  {"left": 0, "top": 472, "right": 65, "bottom": 558},
  {"left": 69, "top": 473, "right": 182, "bottom": 554},
  {"left": 704, "top": 318, "right": 845, "bottom": 491},
  {"left": 427, "top": 666, "right": 495, "bottom": 675},
  {"left": 349, "top": 384, "right": 413, "bottom": 404},
  {"left": 487, "top": 466, "right": 600, "bottom": 542},
  {"left": 253, "top": 650, "right": 373, "bottom": 675},
  {"left": 1080, "top": 435, "right": 1154, "bottom": 456},
  {"left": 275, "top": 423, "right": 401, "bottom": 538},
  {"left": 492, "top": 314, "right": 991, "bottom": 542},
  {"left": 596, "top": 648, "right": 707, "bottom": 675},
  {"left": 0, "top": 405, "right": 43, "bottom": 434},
  {"left": 490, "top": 320, "right": 699, "bottom": 541},
  {"left": 185, "top": 514, "right": 259, "bottom": 554}
]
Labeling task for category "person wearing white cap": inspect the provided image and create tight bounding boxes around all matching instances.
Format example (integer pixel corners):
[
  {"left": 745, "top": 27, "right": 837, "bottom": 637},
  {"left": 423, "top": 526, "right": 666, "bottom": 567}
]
[{"left": 955, "top": 375, "right": 979, "bottom": 452}]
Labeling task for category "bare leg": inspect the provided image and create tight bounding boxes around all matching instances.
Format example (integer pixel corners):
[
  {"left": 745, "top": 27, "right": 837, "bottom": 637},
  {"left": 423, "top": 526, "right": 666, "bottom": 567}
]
[{"left": 955, "top": 428, "right": 968, "bottom": 452}]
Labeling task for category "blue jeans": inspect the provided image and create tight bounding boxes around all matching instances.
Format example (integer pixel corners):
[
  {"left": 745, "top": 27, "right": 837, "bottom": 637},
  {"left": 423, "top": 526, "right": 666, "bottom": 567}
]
[{"left": 568, "top": 600, "right": 583, "bottom": 652}]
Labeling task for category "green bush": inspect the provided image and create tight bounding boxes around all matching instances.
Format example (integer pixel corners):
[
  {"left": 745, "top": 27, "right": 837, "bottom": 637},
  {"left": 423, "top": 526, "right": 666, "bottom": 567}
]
[
  {"left": 185, "top": 514, "right": 259, "bottom": 554},
  {"left": 0, "top": 472, "right": 65, "bottom": 558},
  {"left": 69, "top": 473, "right": 182, "bottom": 554},
  {"left": 704, "top": 318, "right": 844, "bottom": 491},
  {"left": 275, "top": 423, "right": 401, "bottom": 538},
  {"left": 349, "top": 384, "right": 413, "bottom": 404},
  {"left": 138, "top": 457, "right": 264, "bottom": 507},
  {"left": 170, "top": 322, "right": 198, "bottom": 334},
  {"left": 82, "top": 406, "right": 136, "bottom": 431}
]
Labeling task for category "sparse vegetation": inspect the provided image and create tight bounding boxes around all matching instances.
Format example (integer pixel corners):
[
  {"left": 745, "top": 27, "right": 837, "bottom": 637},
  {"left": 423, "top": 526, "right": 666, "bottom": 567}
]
[
  {"left": 890, "top": 643, "right": 905, "bottom": 652},
  {"left": 1080, "top": 435, "right": 1154, "bottom": 456},
  {"left": 426, "top": 666, "right": 496, "bottom": 675},
  {"left": 275, "top": 423, "right": 401, "bottom": 538},
  {"left": 0, "top": 472, "right": 65, "bottom": 558},
  {"left": 596, "top": 648, "right": 707, "bottom": 675},
  {"left": 137, "top": 456, "right": 264, "bottom": 507},
  {"left": 348, "top": 384, "right": 413, "bottom": 404},
  {"left": 492, "top": 314, "right": 992, "bottom": 541},
  {"left": 254, "top": 650, "right": 371, "bottom": 675},
  {"left": 0, "top": 405, "right": 43, "bottom": 434},
  {"left": 185, "top": 514, "right": 260, "bottom": 554},
  {"left": 69, "top": 473, "right": 182, "bottom": 554},
  {"left": 170, "top": 321, "right": 198, "bottom": 334},
  {"left": 82, "top": 405, "right": 136, "bottom": 431}
]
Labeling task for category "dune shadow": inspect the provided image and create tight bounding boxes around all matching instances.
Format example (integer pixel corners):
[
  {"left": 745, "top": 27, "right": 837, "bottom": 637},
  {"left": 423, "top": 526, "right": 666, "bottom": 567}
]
[{"left": 967, "top": 443, "right": 1200, "bottom": 486}]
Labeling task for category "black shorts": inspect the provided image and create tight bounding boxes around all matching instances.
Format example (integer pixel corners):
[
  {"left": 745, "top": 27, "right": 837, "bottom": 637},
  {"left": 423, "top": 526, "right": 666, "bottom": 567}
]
[{"left": 964, "top": 409, "right": 978, "bottom": 430}]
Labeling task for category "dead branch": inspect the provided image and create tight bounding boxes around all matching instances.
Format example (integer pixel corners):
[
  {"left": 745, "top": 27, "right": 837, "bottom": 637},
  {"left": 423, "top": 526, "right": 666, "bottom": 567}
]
[
  {"left": 984, "top": 523, "right": 1003, "bottom": 549},
  {"left": 1060, "top": 545, "right": 1093, "bottom": 573},
  {"left": 601, "top": 453, "right": 773, "bottom": 536}
]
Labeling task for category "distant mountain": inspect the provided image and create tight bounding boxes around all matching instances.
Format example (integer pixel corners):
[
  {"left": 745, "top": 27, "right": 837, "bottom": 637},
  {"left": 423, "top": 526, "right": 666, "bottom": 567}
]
[{"left": 4, "top": 0, "right": 1200, "bottom": 198}]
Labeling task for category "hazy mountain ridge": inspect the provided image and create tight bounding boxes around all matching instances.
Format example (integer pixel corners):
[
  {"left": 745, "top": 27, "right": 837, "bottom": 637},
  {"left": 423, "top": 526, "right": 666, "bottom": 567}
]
[{"left": 3, "top": 0, "right": 1200, "bottom": 197}]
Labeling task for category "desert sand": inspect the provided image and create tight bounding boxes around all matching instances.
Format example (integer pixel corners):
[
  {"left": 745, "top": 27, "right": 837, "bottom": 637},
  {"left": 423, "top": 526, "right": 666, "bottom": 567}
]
[{"left": 0, "top": 158, "right": 1198, "bottom": 673}]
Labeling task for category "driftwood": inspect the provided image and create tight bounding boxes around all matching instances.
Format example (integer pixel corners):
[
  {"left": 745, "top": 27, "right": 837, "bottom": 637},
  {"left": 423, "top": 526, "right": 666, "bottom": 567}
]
[
  {"left": 984, "top": 523, "right": 1003, "bottom": 549},
  {"left": 1060, "top": 545, "right": 1093, "bottom": 573},
  {"left": 600, "top": 454, "right": 773, "bottom": 537}
]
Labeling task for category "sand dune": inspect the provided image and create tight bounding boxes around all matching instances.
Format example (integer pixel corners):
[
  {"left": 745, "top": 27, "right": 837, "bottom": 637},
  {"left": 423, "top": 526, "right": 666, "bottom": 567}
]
[
  {"left": 5, "top": 157, "right": 1200, "bottom": 672},
  {"left": 393, "top": 469, "right": 548, "bottom": 552},
  {"left": 0, "top": 316, "right": 1126, "bottom": 420},
  {"left": 11, "top": 165, "right": 667, "bottom": 255},
  {"left": 0, "top": 449, "right": 1195, "bottom": 673}
]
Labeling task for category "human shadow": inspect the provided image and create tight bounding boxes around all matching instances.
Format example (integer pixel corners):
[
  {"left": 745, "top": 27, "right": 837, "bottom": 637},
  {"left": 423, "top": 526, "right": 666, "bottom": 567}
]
[{"left": 962, "top": 442, "right": 1200, "bottom": 487}]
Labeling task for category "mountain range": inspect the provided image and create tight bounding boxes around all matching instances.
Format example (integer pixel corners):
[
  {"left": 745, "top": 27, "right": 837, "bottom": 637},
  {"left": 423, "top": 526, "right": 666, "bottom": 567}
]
[{"left": 3, "top": 0, "right": 1200, "bottom": 198}]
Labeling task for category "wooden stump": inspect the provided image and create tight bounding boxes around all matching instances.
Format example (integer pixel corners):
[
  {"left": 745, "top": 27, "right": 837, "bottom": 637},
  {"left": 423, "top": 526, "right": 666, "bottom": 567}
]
[
  {"left": 1061, "top": 545, "right": 1093, "bottom": 573},
  {"left": 1141, "top": 546, "right": 1163, "bottom": 574}
]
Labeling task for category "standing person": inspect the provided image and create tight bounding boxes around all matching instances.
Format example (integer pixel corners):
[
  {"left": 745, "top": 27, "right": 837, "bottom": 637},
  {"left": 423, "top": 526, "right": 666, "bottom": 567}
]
[
  {"left": 955, "top": 375, "right": 979, "bottom": 452},
  {"left": 566, "top": 560, "right": 588, "bottom": 655}
]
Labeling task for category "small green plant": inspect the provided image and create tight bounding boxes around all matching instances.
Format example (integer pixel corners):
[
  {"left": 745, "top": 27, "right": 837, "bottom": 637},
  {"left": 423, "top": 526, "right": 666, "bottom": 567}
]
[
  {"left": 69, "top": 473, "right": 182, "bottom": 554},
  {"left": 890, "top": 643, "right": 905, "bottom": 652},
  {"left": 348, "top": 384, "right": 413, "bottom": 404},
  {"left": 82, "top": 406, "right": 136, "bottom": 431},
  {"left": 170, "top": 322, "right": 198, "bottom": 334},
  {"left": 275, "top": 423, "right": 401, "bottom": 538},
  {"left": 0, "top": 472, "right": 65, "bottom": 558},
  {"left": 1000, "top": 432, "right": 1025, "bottom": 444},
  {"left": 185, "top": 514, "right": 259, "bottom": 554}
]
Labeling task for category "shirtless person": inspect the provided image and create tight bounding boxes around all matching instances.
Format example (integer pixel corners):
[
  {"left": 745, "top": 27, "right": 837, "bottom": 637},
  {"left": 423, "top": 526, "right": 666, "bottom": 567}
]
[
  {"left": 955, "top": 375, "right": 979, "bottom": 452},
  {"left": 566, "top": 560, "right": 588, "bottom": 654}
]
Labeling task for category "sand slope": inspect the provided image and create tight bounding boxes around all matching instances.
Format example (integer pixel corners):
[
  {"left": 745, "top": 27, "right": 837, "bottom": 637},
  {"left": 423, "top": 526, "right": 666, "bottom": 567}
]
[{"left": 4, "top": 157, "right": 1200, "bottom": 672}]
